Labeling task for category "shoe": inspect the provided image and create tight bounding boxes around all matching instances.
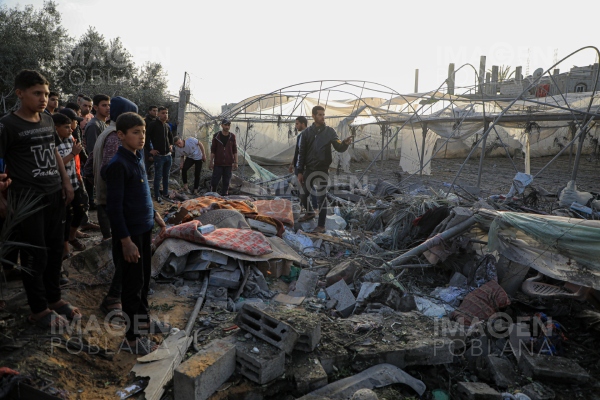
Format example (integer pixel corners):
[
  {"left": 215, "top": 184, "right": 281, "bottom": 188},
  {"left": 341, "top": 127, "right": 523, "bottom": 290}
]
[
  {"left": 298, "top": 212, "right": 316, "bottom": 222},
  {"left": 156, "top": 197, "right": 163, "bottom": 204}
]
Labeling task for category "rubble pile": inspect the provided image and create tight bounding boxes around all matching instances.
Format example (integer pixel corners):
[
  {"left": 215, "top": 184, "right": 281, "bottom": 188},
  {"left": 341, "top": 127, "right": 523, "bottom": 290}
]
[
  {"left": 3, "top": 172, "right": 600, "bottom": 400},
  {"left": 132, "top": 175, "right": 600, "bottom": 400}
]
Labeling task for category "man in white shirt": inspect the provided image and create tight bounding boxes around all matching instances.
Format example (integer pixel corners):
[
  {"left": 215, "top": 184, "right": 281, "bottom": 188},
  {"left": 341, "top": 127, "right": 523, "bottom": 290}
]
[{"left": 174, "top": 136, "right": 206, "bottom": 195}]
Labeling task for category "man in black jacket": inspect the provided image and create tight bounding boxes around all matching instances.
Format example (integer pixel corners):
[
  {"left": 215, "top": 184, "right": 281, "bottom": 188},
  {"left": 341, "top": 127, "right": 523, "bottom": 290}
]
[
  {"left": 296, "top": 106, "right": 353, "bottom": 233},
  {"left": 144, "top": 105, "right": 158, "bottom": 178},
  {"left": 145, "top": 107, "right": 173, "bottom": 203}
]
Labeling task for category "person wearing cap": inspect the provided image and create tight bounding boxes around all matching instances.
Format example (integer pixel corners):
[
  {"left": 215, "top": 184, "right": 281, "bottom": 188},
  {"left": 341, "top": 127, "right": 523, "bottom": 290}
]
[{"left": 209, "top": 119, "right": 237, "bottom": 196}]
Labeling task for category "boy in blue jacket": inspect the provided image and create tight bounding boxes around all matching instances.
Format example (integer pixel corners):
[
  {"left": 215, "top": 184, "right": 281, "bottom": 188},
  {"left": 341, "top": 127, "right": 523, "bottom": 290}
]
[{"left": 103, "top": 112, "right": 167, "bottom": 355}]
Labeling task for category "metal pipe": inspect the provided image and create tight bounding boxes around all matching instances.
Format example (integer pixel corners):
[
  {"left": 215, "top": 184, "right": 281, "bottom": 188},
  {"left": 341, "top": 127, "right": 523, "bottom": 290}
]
[
  {"left": 477, "top": 120, "right": 489, "bottom": 189},
  {"left": 184, "top": 277, "right": 209, "bottom": 337},
  {"left": 386, "top": 216, "right": 478, "bottom": 268}
]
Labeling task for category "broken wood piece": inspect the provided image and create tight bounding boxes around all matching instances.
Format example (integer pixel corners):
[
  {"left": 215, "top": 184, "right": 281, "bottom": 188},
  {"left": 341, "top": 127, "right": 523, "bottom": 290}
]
[
  {"left": 304, "top": 232, "right": 354, "bottom": 248},
  {"left": 130, "top": 276, "right": 209, "bottom": 400}
]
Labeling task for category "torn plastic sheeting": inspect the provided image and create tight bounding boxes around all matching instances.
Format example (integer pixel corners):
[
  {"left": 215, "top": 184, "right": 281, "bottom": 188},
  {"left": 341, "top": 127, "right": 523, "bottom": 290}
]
[
  {"left": 506, "top": 172, "right": 533, "bottom": 197},
  {"left": 237, "top": 147, "right": 279, "bottom": 182},
  {"left": 488, "top": 212, "right": 600, "bottom": 288},
  {"left": 282, "top": 230, "right": 314, "bottom": 253},
  {"left": 299, "top": 363, "right": 426, "bottom": 399},
  {"left": 414, "top": 296, "right": 455, "bottom": 318}
]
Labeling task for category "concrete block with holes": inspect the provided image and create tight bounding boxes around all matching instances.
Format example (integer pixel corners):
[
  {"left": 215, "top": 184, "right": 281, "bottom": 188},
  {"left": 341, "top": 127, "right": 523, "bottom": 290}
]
[{"left": 236, "top": 304, "right": 299, "bottom": 354}]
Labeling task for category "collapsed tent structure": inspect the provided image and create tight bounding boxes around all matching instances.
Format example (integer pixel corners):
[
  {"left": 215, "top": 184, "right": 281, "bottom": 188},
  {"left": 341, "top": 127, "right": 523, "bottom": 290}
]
[{"left": 181, "top": 47, "right": 600, "bottom": 192}]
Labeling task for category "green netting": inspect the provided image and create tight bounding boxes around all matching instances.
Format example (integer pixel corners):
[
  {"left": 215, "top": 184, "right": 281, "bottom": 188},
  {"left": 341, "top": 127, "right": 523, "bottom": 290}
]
[{"left": 488, "top": 212, "right": 600, "bottom": 269}]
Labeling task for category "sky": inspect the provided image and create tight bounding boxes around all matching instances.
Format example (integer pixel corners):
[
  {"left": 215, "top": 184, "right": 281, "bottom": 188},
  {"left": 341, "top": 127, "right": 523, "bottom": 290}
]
[{"left": 3, "top": 0, "right": 599, "bottom": 114}]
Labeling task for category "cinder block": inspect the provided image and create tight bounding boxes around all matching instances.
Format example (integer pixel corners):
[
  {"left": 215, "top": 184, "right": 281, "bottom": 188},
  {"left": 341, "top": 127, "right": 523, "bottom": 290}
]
[
  {"left": 292, "top": 352, "right": 328, "bottom": 394},
  {"left": 519, "top": 353, "right": 590, "bottom": 383},
  {"left": 209, "top": 268, "right": 241, "bottom": 289},
  {"left": 174, "top": 339, "right": 236, "bottom": 400},
  {"left": 201, "top": 250, "right": 228, "bottom": 265},
  {"left": 326, "top": 279, "right": 356, "bottom": 318},
  {"left": 236, "top": 304, "right": 299, "bottom": 354},
  {"left": 235, "top": 339, "right": 285, "bottom": 384},
  {"left": 289, "top": 269, "right": 319, "bottom": 297},
  {"left": 456, "top": 382, "right": 502, "bottom": 400},
  {"left": 293, "top": 321, "right": 322, "bottom": 352}
]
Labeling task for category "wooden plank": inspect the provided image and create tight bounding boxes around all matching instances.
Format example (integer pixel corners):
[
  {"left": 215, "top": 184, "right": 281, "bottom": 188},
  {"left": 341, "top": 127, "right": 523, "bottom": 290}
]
[
  {"left": 132, "top": 331, "right": 192, "bottom": 400},
  {"left": 304, "top": 233, "right": 354, "bottom": 248}
]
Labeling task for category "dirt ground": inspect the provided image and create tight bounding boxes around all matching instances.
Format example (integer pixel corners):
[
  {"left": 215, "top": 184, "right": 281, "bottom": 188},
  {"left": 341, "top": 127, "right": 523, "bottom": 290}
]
[{"left": 0, "top": 154, "right": 599, "bottom": 399}]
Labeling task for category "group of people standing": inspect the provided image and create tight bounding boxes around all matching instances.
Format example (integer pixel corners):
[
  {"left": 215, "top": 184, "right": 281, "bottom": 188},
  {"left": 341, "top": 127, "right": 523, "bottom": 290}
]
[{"left": 0, "top": 69, "right": 352, "bottom": 356}]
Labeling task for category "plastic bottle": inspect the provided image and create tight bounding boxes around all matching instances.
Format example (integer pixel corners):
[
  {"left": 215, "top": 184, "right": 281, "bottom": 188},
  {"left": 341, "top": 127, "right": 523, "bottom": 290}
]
[
  {"left": 334, "top": 206, "right": 341, "bottom": 216},
  {"left": 317, "top": 289, "right": 327, "bottom": 300}
]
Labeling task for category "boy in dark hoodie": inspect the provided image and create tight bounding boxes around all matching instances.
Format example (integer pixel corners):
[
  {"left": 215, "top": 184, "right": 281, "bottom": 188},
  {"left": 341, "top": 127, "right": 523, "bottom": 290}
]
[
  {"left": 103, "top": 112, "right": 167, "bottom": 355},
  {"left": 94, "top": 96, "right": 139, "bottom": 319}
]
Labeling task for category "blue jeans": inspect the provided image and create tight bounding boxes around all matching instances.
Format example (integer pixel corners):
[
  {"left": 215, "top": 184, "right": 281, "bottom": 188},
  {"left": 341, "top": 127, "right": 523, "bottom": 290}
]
[{"left": 153, "top": 154, "right": 172, "bottom": 199}]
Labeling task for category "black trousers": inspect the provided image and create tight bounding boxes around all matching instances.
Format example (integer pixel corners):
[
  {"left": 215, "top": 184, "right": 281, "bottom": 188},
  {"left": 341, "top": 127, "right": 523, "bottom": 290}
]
[
  {"left": 83, "top": 175, "right": 95, "bottom": 208},
  {"left": 299, "top": 169, "right": 329, "bottom": 227},
  {"left": 64, "top": 186, "right": 86, "bottom": 241},
  {"left": 14, "top": 190, "right": 65, "bottom": 314},
  {"left": 113, "top": 230, "right": 152, "bottom": 341},
  {"left": 182, "top": 158, "right": 203, "bottom": 190},
  {"left": 97, "top": 204, "right": 112, "bottom": 240},
  {"left": 211, "top": 166, "right": 232, "bottom": 195}
]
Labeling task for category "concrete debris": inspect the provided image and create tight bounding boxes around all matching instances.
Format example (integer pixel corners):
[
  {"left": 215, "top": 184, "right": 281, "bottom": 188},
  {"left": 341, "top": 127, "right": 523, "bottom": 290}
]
[
  {"left": 456, "top": 381, "right": 502, "bottom": 399},
  {"left": 518, "top": 353, "right": 590, "bottom": 383},
  {"left": 41, "top": 169, "right": 600, "bottom": 399},
  {"left": 174, "top": 339, "right": 236, "bottom": 400},
  {"left": 236, "top": 304, "right": 299, "bottom": 354},
  {"left": 326, "top": 279, "right": 356, "bottom": 318},
  {"left": 234, "top": 337, "right": 286, "bottom": 384},
  {"left": 299, "top": 363, "right": 426, "bottom": 399}
]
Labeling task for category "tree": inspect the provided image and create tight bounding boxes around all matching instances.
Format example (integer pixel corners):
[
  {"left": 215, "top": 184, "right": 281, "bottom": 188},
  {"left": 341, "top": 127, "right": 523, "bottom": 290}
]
[
  {"left": 57, "top": 27, "right": 136, "bottom": 97},
  {"left": 0, "top": 1, "right": 69, "bottom": 112},
  {"left": 126, "top": 62, "right": 170, "bottom": 113}
]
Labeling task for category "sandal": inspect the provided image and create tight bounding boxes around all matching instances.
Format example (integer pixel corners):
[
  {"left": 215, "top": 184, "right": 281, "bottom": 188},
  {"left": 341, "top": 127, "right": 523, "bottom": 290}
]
[
  {"left": 139, "top": 318, "right": 172, "bottom": 335},
  {"left": 120, "top": 337, "right": 158, "bottom": 355},
  {"left": 298, "top": 212, "right": 316, "bottom": 222},
  {"left": 75, "top": 231, "right": 90, "bottom": 239},
  {"left": 100, "top": 298, "right": 124, "bottom": 320},
  {"left": 68, "top": 239, "right": 86, "bottom": 252},
  {"left": 50, "top": 302, "right": 82, "bottom": 321},
  {"left": 28, "top": 310, "right": 68, "bottom": 329}
]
